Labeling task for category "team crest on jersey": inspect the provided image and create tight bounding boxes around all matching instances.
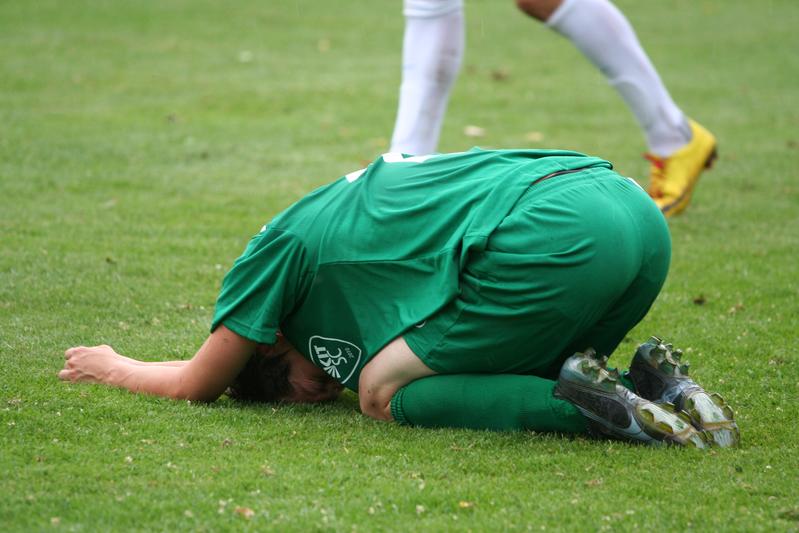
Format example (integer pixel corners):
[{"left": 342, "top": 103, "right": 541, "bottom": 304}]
[{"left": 308, "top": 336, "right": 362, "bottom": 384}]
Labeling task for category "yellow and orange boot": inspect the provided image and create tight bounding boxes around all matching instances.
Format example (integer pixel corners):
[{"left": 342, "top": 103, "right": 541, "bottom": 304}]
[{"left": 646, "top": 119, "right": 717, "bottom": 217}]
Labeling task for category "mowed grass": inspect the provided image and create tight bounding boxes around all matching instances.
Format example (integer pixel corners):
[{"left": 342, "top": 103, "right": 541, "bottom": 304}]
[{"left": 1, "top": 0, "right": 798, "bottom": 530}]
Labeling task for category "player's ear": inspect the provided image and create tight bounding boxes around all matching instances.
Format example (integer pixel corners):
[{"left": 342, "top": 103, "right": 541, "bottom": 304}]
[
  {"left": 254, "top": 343, "right": 277, "bottom": 359},
  {"left": 255, "top": 333, "right": 291, "bottom": 359}
]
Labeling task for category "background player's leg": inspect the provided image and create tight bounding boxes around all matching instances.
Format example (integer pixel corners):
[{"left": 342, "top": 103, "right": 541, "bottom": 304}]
[
  {"left": 390, "top": 373, "right": 588, "bottom": 433},
  {"left": 389, "top": 0, "right": 464, "bottom": 155},
  {"left": 521, "top": 0, "right": 691, "bottom": 157}
]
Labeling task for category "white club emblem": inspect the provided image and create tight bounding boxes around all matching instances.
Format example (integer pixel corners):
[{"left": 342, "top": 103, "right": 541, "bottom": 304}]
[{"left": 308, "top": 336, "right": 363, "bottom": 385}]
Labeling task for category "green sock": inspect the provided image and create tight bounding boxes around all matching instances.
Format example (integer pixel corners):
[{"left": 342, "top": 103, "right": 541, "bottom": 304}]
[{"left": 389, "top": 373, "right": 588, "bottom": 434}]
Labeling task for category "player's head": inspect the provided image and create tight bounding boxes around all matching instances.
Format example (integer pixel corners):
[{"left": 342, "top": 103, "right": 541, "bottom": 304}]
[
  {"left": 227, "top": 339, "right": 342, "bottom": 404},
  {"left": 226, "top": 343, "right": 293, "bottom": 403}
]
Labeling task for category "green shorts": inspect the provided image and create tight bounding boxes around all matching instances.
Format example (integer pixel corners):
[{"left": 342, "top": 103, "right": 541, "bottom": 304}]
[{"left": 403, "top": 166, "right": 671, "bottom": 378}]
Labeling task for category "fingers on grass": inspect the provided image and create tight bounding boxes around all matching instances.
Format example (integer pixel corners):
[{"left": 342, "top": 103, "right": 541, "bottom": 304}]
[{"left": 65, "top": 346, "right": 85, "bottom": 359}]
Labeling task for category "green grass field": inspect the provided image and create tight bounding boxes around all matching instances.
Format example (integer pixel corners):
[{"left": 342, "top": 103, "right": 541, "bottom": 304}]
[{"left": 2, "top": 0, "right": 798, "bottom": 530}]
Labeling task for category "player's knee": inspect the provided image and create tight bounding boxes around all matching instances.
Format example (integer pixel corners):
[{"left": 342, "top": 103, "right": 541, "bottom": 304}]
[
  {"left": 359, "top": 396, "right": 390, "bottom": 421},
  {"left": 358, "top": 370, "right": 393, "bottom": 421},
  {"left": 358, "top": 391, "right": 392, "bottom": 421},
  {"left": 515, "top": 0, "right": 563, "bottom": 22},
  {"left": 403, "top": 0, "right": 463, "bottom": 19}
]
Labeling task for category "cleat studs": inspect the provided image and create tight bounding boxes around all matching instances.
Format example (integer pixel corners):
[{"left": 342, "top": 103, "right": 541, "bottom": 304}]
[
  {"left": 704, "top": 148, "right": 718, "bottom": 169},
  {"left": 580, "top": 360, "right": 594, "bottom": 374},
  {"left": 659, "top": 402, "right": 677, "bottom": 413},
  {"left": 673, "top": 349, "right": 683, "bottom": 361},
  {"left": 656, "top": 421, "right": 675, "bottom": 434},
  {"left": 659, "top": 361, "right": 677, "bottom": 375},
  {"left": 597, "top": 368, "right": 618, "bottom": 388},
  {"left": 684, "top": 434, "right": 703, "bottom": 448},
  {"left": 709, "top": 427, "right": 739, "bottom": 448},
  {"left": 649, "top": 348, "right": 668, "bottom": 368},
  {"left": 639, "top": 408, "right": 655, "bottom": 423},
  {"left": 691, "top": 432, "right": 712, "bottom": 449}
]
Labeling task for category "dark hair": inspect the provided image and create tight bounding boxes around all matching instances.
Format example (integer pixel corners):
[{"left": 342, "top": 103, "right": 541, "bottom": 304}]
[{"left": 226, "top": 347, "right": 293, "bottom": 403}]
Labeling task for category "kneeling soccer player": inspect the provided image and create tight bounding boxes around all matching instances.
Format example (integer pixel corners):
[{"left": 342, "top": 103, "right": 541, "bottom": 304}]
[{"left": 59, "top": 148, "right": 738, "bottom": 448}]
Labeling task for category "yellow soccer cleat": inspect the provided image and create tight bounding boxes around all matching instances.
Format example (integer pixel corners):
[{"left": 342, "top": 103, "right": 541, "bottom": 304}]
[{"left": 645, "top": 119, "right": 717, "bottom": 217}]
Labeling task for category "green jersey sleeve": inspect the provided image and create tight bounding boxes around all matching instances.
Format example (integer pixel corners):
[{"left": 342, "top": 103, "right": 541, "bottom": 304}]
[{"left": 211, "top": 227, "right": 312, "bottom": 345}]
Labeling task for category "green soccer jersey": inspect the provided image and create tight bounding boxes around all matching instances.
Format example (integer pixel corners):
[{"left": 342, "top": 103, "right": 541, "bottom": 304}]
[{"left": 211, "top": 148, "right": 611, "bottom": 391}]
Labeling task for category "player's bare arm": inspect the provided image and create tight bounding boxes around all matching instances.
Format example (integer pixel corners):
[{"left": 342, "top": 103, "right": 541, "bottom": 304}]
[
  {"left": 60, "top": 327, "right": 342, "bottom": 404},
  {"left": 60, "top": 325, "right": 254, "bottom": 402}
]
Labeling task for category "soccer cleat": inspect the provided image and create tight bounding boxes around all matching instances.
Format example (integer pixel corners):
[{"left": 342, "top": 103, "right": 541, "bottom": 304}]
[
  {"left": 629, "top": 337, "right": 739, "bottom": 448},
  {"left": 646, "top": 119, "right": 717, "bottom": 217},
  {"left": 556, "top": 349, "right": 710, "bottom": 448}
]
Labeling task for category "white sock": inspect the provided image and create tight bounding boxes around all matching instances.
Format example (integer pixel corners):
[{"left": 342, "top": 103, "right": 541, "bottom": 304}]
[
  {"left": 390, "top": 1, "right": 464, "bottom": 155},
  {"left": 547, "top": 0, "right": 691, "bottom": 156}
]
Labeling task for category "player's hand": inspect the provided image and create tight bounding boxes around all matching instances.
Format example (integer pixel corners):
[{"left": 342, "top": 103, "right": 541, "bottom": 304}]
[{"left": 59, "top": 345, "right": 126, "bottom": 385}]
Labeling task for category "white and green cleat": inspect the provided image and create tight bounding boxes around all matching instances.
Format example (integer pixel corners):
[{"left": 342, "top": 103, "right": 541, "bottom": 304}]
[
  {"left": 629, "top": 337, "right": 739, "bottom": 448},
  {"left": 556, "top": 349, "right": 710, "bottom": 449}
]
